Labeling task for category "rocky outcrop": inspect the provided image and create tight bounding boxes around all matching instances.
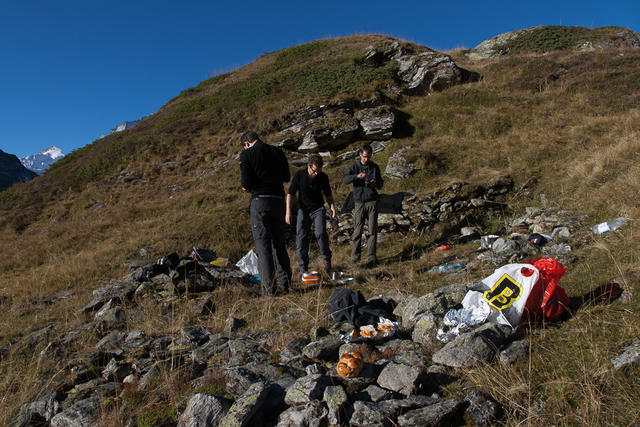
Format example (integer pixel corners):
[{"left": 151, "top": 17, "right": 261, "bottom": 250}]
[
  {"left": 275, "top": 43, "right": 480, "bottom": 153},
  {"left": 467, "top": 26, "right": 640, "bottom": 60},
  {"left": 0, "top": 149, "right": 37, "bottom": 191},
  {"left": 466, "top": 28, "right": 535, "bottom": 60}
]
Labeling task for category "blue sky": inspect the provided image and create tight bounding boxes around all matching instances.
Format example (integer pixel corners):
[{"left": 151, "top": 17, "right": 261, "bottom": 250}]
[{"left": 1, "top": 1, "right": 638, "bottom": 158}]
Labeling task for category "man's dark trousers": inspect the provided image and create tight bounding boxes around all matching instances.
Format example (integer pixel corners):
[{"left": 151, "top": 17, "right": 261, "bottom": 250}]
[
  {"left": 296, "top": 206, "right": 331, "bottom": 271},
  {"left": 250, "top": 197, "right": 291, "bottom": 295},
  {"left": 351, "top": 200, "right": 378, "bottom": 263}
]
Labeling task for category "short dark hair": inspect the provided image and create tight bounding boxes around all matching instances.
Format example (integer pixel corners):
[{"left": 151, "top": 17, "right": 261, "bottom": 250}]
[
  {"left": 240, "top": 131, "right": 259, "bottom": 145},
  {"left": 359, "top": 144, "right": 373, "bottom": 156},
  {"left": 308, "top": 154, "right": 323, "bottom": 168}
]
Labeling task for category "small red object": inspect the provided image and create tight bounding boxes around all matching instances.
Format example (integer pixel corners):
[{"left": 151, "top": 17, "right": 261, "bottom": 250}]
[{"left": 435, "top": 244, "right": 451, "bottom": 251}]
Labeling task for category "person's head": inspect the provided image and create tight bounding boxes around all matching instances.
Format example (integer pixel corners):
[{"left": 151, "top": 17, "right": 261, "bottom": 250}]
[
  {"left": 240, "top": 131, "right": 259, "bottom": 150},
  {"left": 358, "top": 144, "right": 372, "bottom": 166},
  {"left": 307, "top": 154, "right": 323, "bottom": 178}
]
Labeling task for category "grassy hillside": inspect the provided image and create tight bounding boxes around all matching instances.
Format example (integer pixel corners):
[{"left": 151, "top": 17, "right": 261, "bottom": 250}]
[{"left": 1, "top": 29, "right": 639, "bottom": 424}]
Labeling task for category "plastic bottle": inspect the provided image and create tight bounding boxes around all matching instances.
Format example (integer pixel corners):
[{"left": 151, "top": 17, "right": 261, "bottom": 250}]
[
  {"left": 431, "top": 262, "right": 465, "bottom": 273},
  {"left": 592, "top": 217, "right": 630, "bottom": 234}
]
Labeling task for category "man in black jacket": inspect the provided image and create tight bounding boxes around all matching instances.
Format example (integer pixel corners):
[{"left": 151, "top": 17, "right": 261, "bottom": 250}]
[
  {"left": 286, "top": 154, "right": 337, "bottom": 274},
  {"left": 240, "top": 131, "right": 292, "bottom": 295},
  {"left": 341, "top": 144, "right": 383, "bottom": 266}
]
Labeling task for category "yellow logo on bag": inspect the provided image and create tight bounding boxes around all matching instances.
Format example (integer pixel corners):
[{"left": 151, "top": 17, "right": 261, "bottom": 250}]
[{"left": 483, "top": 273, "right": 523, "bottom": 310}]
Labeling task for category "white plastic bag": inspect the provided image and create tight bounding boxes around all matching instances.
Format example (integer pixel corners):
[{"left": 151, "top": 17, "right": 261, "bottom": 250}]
[
  {"left": 437, "top": 263, "right": 542, "bottom": 342},
  {"left": 236, "top": 249, "right": 259, "bottom": 275}
]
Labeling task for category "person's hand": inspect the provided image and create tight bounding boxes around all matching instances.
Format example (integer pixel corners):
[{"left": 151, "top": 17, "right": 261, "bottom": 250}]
[
  {"left": 330, "top": 205, "right": 337, "bottom": 219},
  {"left": 356, "top": 172, "right": 366, "bottom": 179},
  {"left": 285, "top": 212, "right": 291, "bottom": 225}
]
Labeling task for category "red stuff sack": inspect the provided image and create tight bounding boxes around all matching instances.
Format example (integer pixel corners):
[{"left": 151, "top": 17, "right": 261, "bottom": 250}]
[{"left": 525, "top": 257, "right": 569, "bottom": 322}]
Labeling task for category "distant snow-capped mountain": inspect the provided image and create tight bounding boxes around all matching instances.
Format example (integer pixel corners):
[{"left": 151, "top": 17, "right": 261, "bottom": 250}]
[{"left": 20, "top": 146, "right": 65, "bottom": 174}]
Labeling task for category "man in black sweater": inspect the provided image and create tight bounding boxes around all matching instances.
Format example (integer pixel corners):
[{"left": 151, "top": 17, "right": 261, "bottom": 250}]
[
  {"left": 286, "top": 154, "right": 337, "bottom": 274},
  {"left": 341, "top": 144, "right": 383, "bottom": 266},
  {"left": 240, "top": 131, "right": 292, "bottom": 295}
]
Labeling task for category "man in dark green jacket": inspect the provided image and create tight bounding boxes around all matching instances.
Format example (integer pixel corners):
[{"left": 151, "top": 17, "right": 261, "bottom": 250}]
[{"left": 341, "top": 144, "right": 383, "bottom": 266}]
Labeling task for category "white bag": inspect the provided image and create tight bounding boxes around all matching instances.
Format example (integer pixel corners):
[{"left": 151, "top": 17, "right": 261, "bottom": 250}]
[
  {"left": 438, "top": 263, "right": 541, "bottom": 342},
  {"left": 236, "top": 249, "right": 259, "bottom": 275}
]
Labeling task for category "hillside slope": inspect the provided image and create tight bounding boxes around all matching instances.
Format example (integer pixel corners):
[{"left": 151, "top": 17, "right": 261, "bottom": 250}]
[{"left": 1, "top": 28, "right": 639, "bottom": 424}]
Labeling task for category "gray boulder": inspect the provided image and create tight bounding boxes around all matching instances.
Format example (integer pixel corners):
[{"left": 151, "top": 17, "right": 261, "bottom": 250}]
[
  {"left": 354, "top": 107, "right": 395, "bottom": 140},
  {"left": 396, "top": 398, "right": 464, "bottom": 426},
  {"left": 178, "top": 393, "right": 229, "bottom": 427},
  {"left": 463, "top": 389, "right": 500, "bottom": 426},
  {"left": 93, "top": 299, "right": 125, "bottom": 332},
  {"left": 284, "top": 374, "right": 332, "bottom": 406},
  {"left": 277, "top": 400, "right": 329, "bottom": 427},
  {"left": 302, "top": 337, "right": 342, "bottom": 361},
  {"left": 394, "top": 283, "right": 468, "bottom": 329},
  {"left": 411, "top": 313, "right": 444, "bottom": 351},
  {"left": 50, "top": 397, "right": 98, "bottom": 427},
  {"left": 95, "top": 330, "right": 126, "bottom": 355},
  {"left": 81, "top": 280, "right": 137, "bottom": 313},
  {"left": 432, "top": 322, "right": 512, "bottom": 368},
  {"left": 384, "top": 146, "right": 414, "bottom": 179},
  {"left": 323, "top": 385, "right": 349, "bottom": 426},
  {"left": 9, "top": 390, "right": 60, "bottom": 426},
  {"left": 349, "top": 401, "right": 389, "bottom": 427},
  {"left": 220, "top": 382, "right": 270, "bottom": 427},
  {"left": 396, "top": 52, "right": 479, "bottom": 94},
  {"left": 376, "top": 362, "right": 427, "bottom": 396}
]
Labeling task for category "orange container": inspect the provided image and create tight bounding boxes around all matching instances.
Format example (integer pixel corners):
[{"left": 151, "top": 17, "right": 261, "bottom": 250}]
[{"left": 301, "top": 271, "right": 322, "bottom": 286}]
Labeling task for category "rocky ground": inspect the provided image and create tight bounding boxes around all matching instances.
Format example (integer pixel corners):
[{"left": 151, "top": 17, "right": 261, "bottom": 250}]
[{"left": 9, "top": 179, "right": 636, "bottom": 426}]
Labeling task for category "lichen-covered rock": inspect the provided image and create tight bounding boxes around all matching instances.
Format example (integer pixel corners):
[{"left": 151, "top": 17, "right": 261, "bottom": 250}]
[
  {"left": 50, "top": 396, "right": 99, "bottom": 427},
  {"left": 284, "top": 374, "right": 332, "bottom": 406},
  {"left": 349, "top": 401, "right": 388, "bottom": 427},
  {"left": 323, "top": 385, "right": 348, "bottom": 426},
  {"left": 178, "top": 393, "right": 229, "bottom": 427},
  {"left": 394, "top": 283, "right": 468, "bottom": 329},
  {"left": 463, "top": 389, "right": 500, "bottom": 426},
  {"left": 277, "top": 400, "right": 329, "bottom": 427},
  {"left": 384, "top": 146, "right": 414, "bottom": 179},
  {"left": 411, "top": 313, "right": 444, "bottom": 351},
  {"left": 192, "top": 334, "right": 229, "bottom": 364},
  {"left": 396, "top": 398, "right": 464, "bottom": 426},
  {"left": 220, "top": 382, "right": 269, "bottom": 427}
]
